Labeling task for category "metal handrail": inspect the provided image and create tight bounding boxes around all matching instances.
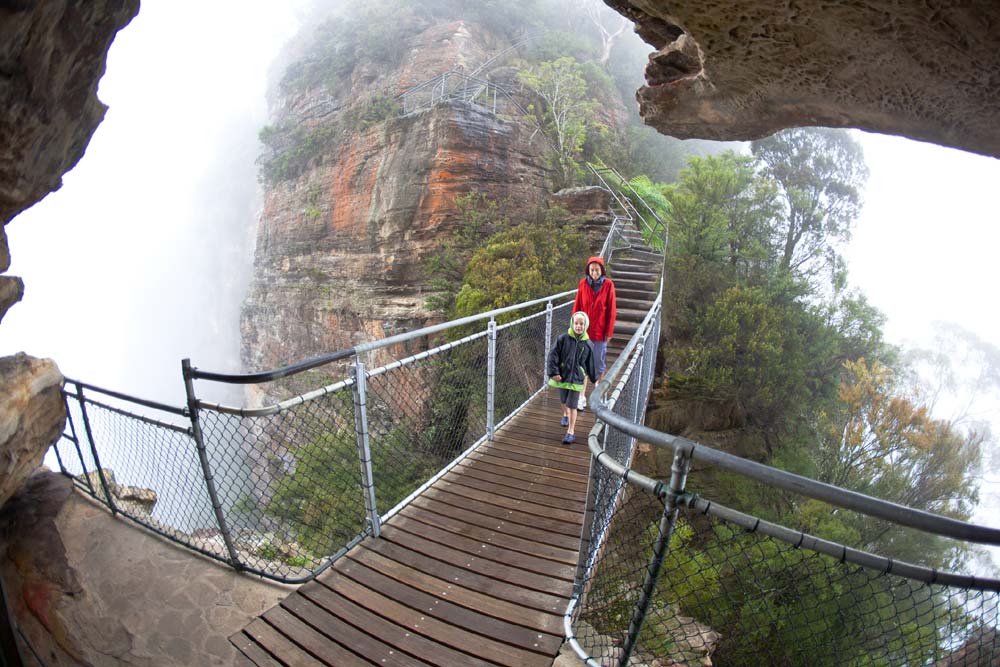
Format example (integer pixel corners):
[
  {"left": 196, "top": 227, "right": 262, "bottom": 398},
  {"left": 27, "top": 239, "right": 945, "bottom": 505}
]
[{"left": 586, "top": 336, "right": 1000, "bottom": 549}]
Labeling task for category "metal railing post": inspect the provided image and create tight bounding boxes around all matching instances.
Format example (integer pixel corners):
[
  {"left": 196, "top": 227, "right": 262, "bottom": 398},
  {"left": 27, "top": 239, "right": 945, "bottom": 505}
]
[
  {"left": 544, "top": 301, "right": 554, "bottom": 388},
  {"left": 182, "top": 358, "right": 243, "bottom": 570},
  {"left": 73, "top": 382, "right": 118, "bottom": 515},
  {"left": 487, "top": 317, "right": 497, "bottom": 440},
  {"left": 62, "top": 392, "right": 96, "bottom": 496},
  {"left": 352, "top": 358, "right": 381, "bottom": 537},
  {"left": 619, "top": 446, "right": 691, "bottom": 666}
]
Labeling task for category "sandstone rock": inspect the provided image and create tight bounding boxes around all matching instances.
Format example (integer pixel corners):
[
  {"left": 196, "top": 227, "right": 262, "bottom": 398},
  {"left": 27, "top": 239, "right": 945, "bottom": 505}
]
[
  {"left": 0, "top": 275, "right": 23, "bottom": 325},
  {"left": 1, "top": 472, "right": 290, "bottom": 666},
  {"left": 0, "top": 353, "right": 65, "bottom": 509},
  {"left": 242, "top": 103, "right": 549, "bottom": 382},
  {"left": 77, "top": 469, "right": 158, "bottom": 515},
  {"left": 552, "top": 186, "right": 614, "bottom": 219},
  {"left": 605, "top": 1, "right": 1000, "bottom": 159},
  {"left": 0, "top": 0, "right": 139, "bottom": 324},
  {"left": 0, "top": 0, "right": 139, "bottom": 226}
]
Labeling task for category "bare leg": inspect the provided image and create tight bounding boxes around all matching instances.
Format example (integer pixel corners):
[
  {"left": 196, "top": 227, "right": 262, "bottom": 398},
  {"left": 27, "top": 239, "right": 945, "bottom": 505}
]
[{"left": 568, "top": 407, "right": 578, "bottom": 435}]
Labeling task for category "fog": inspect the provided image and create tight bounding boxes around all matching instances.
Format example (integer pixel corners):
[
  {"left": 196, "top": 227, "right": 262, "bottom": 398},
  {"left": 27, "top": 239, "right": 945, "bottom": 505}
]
[{"left": 0, "top": 2, "right": 306, "bottom": 406}]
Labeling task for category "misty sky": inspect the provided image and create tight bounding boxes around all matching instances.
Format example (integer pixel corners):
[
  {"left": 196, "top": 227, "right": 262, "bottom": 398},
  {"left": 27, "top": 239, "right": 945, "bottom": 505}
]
[{"left": 1, "top": 4, "right": 998, "bottom": 456}]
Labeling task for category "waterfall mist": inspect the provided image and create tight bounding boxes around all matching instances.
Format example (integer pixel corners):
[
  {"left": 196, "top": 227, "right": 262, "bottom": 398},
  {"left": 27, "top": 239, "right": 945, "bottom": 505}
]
[{"left": 0, "top": 1, "right": 306, "bottom": 406}]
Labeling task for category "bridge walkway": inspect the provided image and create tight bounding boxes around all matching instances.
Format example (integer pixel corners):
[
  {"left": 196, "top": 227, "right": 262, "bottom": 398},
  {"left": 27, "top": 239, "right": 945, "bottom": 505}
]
[
  {"left": 230, "top": 249, "right": 661, "bottom": 666},
  {"left": 232, "top": 391, "right": 595, "bottom": 667}
]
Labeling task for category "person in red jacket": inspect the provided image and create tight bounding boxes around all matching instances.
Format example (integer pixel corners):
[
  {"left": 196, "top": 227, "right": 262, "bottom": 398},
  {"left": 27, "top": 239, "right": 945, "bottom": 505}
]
[{"left": 572, "top": 255, "right": 616, "bottom": 409}]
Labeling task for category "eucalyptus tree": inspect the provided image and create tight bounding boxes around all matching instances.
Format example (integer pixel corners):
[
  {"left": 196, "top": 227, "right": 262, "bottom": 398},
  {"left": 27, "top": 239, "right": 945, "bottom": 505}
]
[
  {"left": 517, "top": 57, "right": 603, "bottom": 187},
  {"left": 751, "top": 127, "right": 869, "bottom": 279}
]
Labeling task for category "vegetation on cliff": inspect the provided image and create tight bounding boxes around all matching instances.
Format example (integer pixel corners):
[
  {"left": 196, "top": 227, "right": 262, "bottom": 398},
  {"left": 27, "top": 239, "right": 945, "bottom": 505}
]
[{"left": 634, "top": 127, "right": 985, "bottom": 664}]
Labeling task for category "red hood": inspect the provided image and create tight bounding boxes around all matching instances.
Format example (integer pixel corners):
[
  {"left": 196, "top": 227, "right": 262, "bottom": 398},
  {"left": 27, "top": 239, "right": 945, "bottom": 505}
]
[{"left": 585, "top": 256, "right": 606, "bottom": 277}]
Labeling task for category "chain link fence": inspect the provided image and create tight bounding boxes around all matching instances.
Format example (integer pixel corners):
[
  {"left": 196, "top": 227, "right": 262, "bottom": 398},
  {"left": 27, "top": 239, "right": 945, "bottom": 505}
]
[
  {"left": 569, "top": 297, "right": 1000, "bottom": 667},
  {"left": 51, "top": 291, "right": 577, "bottom": 583},
  {"left": 55, "top": 383, "right": 233, "bottom": 561}
]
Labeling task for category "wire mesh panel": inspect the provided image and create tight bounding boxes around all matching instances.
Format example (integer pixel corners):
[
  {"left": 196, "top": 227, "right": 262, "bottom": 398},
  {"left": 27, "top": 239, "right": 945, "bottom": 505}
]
[
  {"left": 52, "top": 393, "right": 224, "bottom": 557},
  {"left": 494, "top": 309, "right": 549, "bottom": 424},
  {"left": 573, "top": 484, "right": 1000, "bottom": 667},
  {"left": 573, "top": 484, "right": 673, "bottom": 665},
  {"left": 364, "top": 335, "right": 490, "bottom": 514},
  {"left": 199, "top": 383, "right": 363, "bottom": 579}
]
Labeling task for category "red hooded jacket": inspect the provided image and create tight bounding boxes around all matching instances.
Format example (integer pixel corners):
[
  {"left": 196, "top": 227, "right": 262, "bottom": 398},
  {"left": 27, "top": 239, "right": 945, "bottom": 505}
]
[{"left": 572, "top": 256, "right": 616, "bottom": 342}]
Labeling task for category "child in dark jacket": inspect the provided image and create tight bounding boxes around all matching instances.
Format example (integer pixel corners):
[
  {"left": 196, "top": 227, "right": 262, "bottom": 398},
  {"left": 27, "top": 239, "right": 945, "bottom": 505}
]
[{"left": 547, "top": 311, "right": 599, "bottom": 444}]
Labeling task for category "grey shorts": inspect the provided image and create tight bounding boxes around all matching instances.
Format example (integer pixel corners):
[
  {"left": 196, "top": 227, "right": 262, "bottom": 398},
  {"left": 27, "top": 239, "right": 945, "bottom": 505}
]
[
  {"left": 559, "top": 388, "right": 580, "bottom": 408},
  {"left": 592, "top": 340, "right": 608, "bottom": 376}
]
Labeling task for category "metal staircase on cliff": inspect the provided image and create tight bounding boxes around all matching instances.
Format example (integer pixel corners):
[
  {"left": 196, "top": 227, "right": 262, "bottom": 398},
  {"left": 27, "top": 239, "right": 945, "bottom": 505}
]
[{"left": 397, "top": 32, "right": 537, "bottom": 117}]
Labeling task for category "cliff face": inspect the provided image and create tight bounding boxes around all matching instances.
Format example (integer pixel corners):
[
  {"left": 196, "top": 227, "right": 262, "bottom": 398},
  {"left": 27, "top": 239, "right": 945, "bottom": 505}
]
[
  {"left": 242, "top": 104, "right": 548, "bottom": 372},
  {"left": 241, "top": 20, "right": 549, "bottom": 382}
]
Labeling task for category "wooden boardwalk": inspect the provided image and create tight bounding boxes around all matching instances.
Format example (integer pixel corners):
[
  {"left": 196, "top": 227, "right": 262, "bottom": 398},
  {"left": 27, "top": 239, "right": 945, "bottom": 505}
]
[{"left": 232, "top": 388, "right": 596, "bottom": 667}]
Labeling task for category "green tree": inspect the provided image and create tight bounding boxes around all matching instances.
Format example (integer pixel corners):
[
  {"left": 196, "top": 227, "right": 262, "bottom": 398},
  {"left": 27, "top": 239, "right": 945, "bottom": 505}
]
[
  {"left": 452, "top": 217, "right": 587, "bottom": 319},
  {"left": 665, "top": 152, "right": 781, "bottom": 285},
  {"left": 425, "top": 193, "right": 514, "bottom": 315},
  {"left": 751, "top": 128, "right": 869, "bottom": 277},
  {"left": 812, "top": 358, "right": 982, "bottom": 564},
  {"left": 518, "top": 57, "right": 603, "bottom": 187}
]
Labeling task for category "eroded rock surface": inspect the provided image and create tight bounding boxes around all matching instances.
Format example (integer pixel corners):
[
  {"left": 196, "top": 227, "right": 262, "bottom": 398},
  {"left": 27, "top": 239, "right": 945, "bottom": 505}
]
[
  {"left": 241, "top": 20, "right": 552, "bottom": 386},
  {"left": 0, "top": 472, "right": 290, "bottom": 666},
  {"left": 0, "top": 0, "right": 139, "bottom": 316},
  {"left": 0, "top": 354, "right": 65, "bottom": 509},
  {"left": 605, "top": 0, "right": 1000, "bottom": 159}
]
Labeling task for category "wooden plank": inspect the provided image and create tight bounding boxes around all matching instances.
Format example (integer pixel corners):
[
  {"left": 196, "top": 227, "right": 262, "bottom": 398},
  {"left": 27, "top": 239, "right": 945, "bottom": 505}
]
[
  {"left": 346, "top": 547, "right": 565, "bottom": 636},
  {"left": 326, "top": 558, "right": 563, "bottom": 657},
  {"left": 409, "top": 496, "right": 582, "bottom": 552},
  {"left": 432, "top": 478, "right": 583, "bottom": 525},
  {"left": 442, "top": 466, "right": 586, "bottom": 515},
  {"left": 389, "top": 514, "right": 575, "bottom": 580},
  {"left": 280, "top": 594, "right": 434, "bottom": 667},
  {"left": 478, "top": 440, "right": 590, "bottom": 476},
  {"left": 380, "top": 524, "right": 575, "bottom": 596},
  {"left": 466, "top": 449, "right": 588, "bottom": 485},
  {"left": 423, "top": 487, "right": 582, "bottom": 538},
  {"left": 262, "top": 605, "right": 371, "bottom": 667},
  {"left": 242, "top": 618, "right": 330, "bottom": 667},
  {"left": 453, "top": 459, "right": 587, "bottom": 499},
  {"left": 398, "top": 505, "right": 579, "bottom": 565},
  {"left": 362, "top": 537, "right": 569, "bottom": 614},
  {"left": 484, "top": 433, "right": 590, "bottom": 467},
  {"left": 465, "top": 448, "right": 589, "bottom": 489},
  {"left": 307, "top": 575, "right": 553, "bottom": 667},
  {"left": 230, "top": 630, "right": 283, "bottom": 667}
]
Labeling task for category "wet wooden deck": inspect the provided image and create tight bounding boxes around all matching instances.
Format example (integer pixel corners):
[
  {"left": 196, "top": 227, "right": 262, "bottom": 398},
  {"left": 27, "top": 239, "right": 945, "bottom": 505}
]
[{"left": 232, "top": 388, "right": 595, "bottom": 667}]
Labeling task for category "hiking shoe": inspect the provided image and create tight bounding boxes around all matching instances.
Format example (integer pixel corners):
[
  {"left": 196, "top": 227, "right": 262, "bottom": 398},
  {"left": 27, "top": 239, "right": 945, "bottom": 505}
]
[
  {"left": 562, "top": 433, "right": 575, "bottom": 445},
  {"left": 560, "top": 415, "right": 569, "bottom": 427},
  {"left": 578, "top": 395, "right": 587, "bottom": 410}
]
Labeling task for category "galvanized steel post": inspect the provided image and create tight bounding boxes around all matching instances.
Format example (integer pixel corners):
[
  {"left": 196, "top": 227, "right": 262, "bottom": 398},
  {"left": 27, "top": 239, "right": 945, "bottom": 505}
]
[
  {"left": 73, "top": 382, "right": 117, "bottom": 515},
  {"left": 544, "top": 300, "right": 553, "bottom": 388},
  {"left": 62, "top": 392, "right": 95, "bottom": 496},
  {"left": 352, "top": 358, "right": 381, "bottom": 538},
  {"left": 487, "top": 317, "right": 497, "bottom": 440},
  {"left": 182, "top": 358, "right": 243, "bottom": 570},
  {"left": 619, "top": 447, "right": 691, "bottom": 666}
]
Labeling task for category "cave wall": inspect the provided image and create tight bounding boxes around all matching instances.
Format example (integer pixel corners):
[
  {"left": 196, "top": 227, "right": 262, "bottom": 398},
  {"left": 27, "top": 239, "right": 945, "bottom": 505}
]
[
  {"left": 605, "top": 0, "right": 1000, "bottom": 160},
  {"left": 0, "top": 0, "right": 138, "bottom": 510}
]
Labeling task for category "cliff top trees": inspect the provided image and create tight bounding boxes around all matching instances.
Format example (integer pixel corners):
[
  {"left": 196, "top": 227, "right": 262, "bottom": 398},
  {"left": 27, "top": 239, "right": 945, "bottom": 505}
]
[
  {"left": 518, "top": 57, "right": 603, "bottom": 188},
  {"left": 751, "top": 128, "right": 869, "bottom": 278}
]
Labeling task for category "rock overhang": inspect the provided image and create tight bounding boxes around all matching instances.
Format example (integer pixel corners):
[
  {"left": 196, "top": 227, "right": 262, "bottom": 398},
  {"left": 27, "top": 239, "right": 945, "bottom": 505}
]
[{"left": 604, "top": 0, "right": 1000, "bottom": 160}]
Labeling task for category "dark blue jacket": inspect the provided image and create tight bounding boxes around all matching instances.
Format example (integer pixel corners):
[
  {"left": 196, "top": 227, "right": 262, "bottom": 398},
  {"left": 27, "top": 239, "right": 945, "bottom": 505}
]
[{"left": 547, "top": 328, "right": 598, "bottom": 390}]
